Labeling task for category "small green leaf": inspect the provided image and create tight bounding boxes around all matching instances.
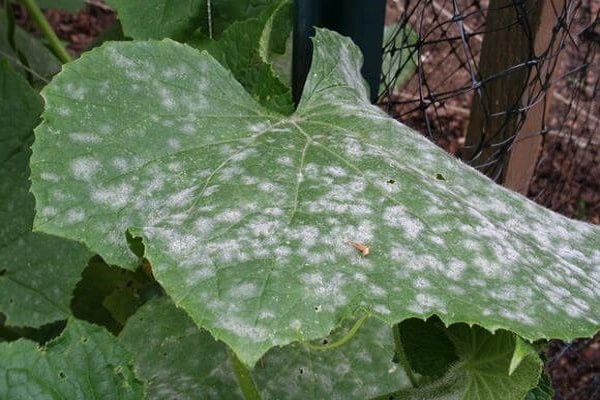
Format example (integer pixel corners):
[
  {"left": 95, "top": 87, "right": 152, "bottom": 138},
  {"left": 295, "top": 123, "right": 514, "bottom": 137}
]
[
  {"left": 105, "top": 0, "right": 205, "bottom": 40},
  {"left": 0, "top": 318, "right": 144, "bottom": 399},
  {"left": 201, "top": 17, "right": 293, "bottom": 114},
  {"left": 31, "top": 30, "right": 600, "bottom": 368},
  {"left": 509, "top": 336, "right": 537, "bottom": 376},
  {"left": 0, "top": 61, "right": 90, "bottom": 327},
  {"left": 380, "top": 22, "right": 418, "bottom": 96},
  {"left": 379, "top": 325, "right": 542, "bottom": 400}
]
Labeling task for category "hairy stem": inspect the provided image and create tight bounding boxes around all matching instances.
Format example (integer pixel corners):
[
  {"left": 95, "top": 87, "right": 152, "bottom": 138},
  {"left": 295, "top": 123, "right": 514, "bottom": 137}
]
[
  {"left": 228, "top": 348, "right": 262, "bottom": 400},
  {"left": 20, "top": 0, "right": 72, "bottom": 63},
  {"left": 393, "top": 323, "right": 419, "bottom": 388}
]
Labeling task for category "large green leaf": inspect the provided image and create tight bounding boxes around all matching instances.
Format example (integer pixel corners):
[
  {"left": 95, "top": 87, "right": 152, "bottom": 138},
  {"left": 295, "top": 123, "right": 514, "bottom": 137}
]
[
  {"left": 0, "top": 318, "right": 144, "bottom": 399},
  {"left": 378, "top": 325, "right": 542, "bottom": 400},
  {"left": 120, "top": 297, "right": 407, "bottom": 399},
  {"left": 30, "top": 30, "right": 600, "bottom": 367},
  {"left": 0, "top": 61, "right": 90, "bottom": 327}
]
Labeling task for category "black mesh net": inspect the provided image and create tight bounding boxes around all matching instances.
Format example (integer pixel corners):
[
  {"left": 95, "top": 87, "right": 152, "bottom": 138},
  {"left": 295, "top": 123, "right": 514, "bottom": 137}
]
[{"left": 380, "top": 0, "right": 599, "bottom": 222}]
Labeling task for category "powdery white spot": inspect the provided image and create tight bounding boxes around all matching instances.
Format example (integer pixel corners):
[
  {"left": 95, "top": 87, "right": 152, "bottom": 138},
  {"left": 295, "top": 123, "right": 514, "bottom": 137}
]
[
  {"left": 40, "top": 206, "right": 58, "bottom": 218},
  {"left": 180, "top": 123, "right": 196, "bottom": 135},
  {"left": 167, "top": 138, "right": 181, "bottom": 149},
  {"left": 382, "top": 205, "right": 424, "bottom": 239},
  {"left": 300, "top": 272, "right": 348, "bottom": 309},
  {"left": 187, "top": 266, "right": 215, "bottom": 283},
  {"left": 248, "top": 122, "right": 269, "bottom": 133},
  {"left": 90, "top": 183, "right": 133, "bottom": 209},
  {"left": 66, "top": 208, "right": 86, "bottom": 223},
  {"left": 290, "top": 319, "right": 302, "bottom": 330},
  {"left": 216, "top": 316, "right": 269, "bottom": 342},
  {"left": 230, "top": 283, "right": 258, "bottom": 300},
  {"left": 259, "top": 310, "right": 275, "bottom": 319},
  {"left": 324, "top": 166, "right": 347, "bottom": 177},
  {"left": 57, "top": 106, "right": 71, "bottom": 116},
  {"left": 68, "top": 132, "right": 102, "bottom": 144},
  {"left": 446, "top": 259, "right": 467, "bottom": 280},
  {"left": 159, "top": 87, "right": 176, "bottom": 109},
  {"left": 373, "top": 304, "right": 391, "bottom": 315},
  {"left": 65, "top": 82, "right": 87, "bottom": 100},
  {"left": 407, "top": 293, "right": 446, "bottom": 314},
  {"left": 276, "top": 156, "right": 294, "bottom": 166},
  {"left": 111, "top": 157, "right": 129, "bottom": 171},
  {"left": 369, "top": 284, "right": 387, "bottom": 297},
  {"left": 413, "top": 277, "right": 431, "bottom": 289},
  {"left": 258, "top": 182, "right": 279, "bottom": 192},
  {"left": 40, "top": 172, "right": 60, "bottom": 182},
  {"left": 71, "top": 156, "right": 101, "bottom": 181}
]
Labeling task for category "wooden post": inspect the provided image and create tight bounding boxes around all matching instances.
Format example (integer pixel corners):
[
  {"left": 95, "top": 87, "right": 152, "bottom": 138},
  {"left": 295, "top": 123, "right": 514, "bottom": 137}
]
[{"left": 463, "top": 0, "right": 566, "bottom": 193}]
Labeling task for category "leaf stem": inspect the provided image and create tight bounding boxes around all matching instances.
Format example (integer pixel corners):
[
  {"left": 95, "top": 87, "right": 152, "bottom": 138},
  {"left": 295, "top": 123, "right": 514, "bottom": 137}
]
[
  {"left": 303, "top": 313, "right": 368, "bottom": 351},
  {"left": 20, "top": 0, "right": 72, "bottom": 63},
  {"left": 393, "top": 323, "right": 419, "bottom": 388},
  {"left": 227, "top": 348, "right": 262, "bottom": 400}
]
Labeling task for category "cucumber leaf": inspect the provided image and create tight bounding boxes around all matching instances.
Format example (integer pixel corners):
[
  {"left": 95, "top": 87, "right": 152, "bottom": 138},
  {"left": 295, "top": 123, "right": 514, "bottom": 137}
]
[{"left": 30, "top": 30, "right": 600, "bottom": 367}]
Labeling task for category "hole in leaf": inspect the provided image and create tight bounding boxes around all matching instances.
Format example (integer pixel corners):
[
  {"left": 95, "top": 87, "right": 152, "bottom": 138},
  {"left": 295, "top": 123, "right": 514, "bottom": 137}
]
[
  {"left": 8, "top": 298, "right": 13, "bottom": 304},
  {"left": 82, "top": 337, "right": 88, "bottom": 343},
  {"left": 59, "top": 371, "right": 66, "bottom": 379},
  {"left": 435, "top": 173, "right": 446, "bottom": 181},
  {"left": 321, "top": 339, "right": 328, "bottom": 345},
  {"left": 0, "top": 268, "right": 6, "bottom": 276},
  {"left": 162, "top": 352, "right": 167, "bottom": 357},
  {"left": 299, "top": 368, "right": 304, "bottom": 374},
  {"left": 386, "top": 179, "right": 395, "bottom": 184}
]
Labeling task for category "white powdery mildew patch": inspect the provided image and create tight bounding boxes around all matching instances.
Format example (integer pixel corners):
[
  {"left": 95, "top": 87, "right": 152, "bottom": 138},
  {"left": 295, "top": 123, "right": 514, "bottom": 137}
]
[
  {"left": 39, "top": 171, "right": 60, "bottom": 183},
  {"left": 369, "top": 283, "right": 387, "bottom": 297},
  {"left": 445, "top": 258, "right": 467, "bottom": 280},
  {"left": 373, "top": 304, "right": 391, "bottom": 315},
  {"left": 64, "top": 82, "right": 88, "bottom": 100},
  {"left": 66, "top": 208, "right": 86, "bottom": 224},
  {"left": 68, "top": 132, "right": 102, "bottom": 144},
  {"left": 299, "top": 272, "right": 348, "bottom": 310},
  {"left": 167, "top": 138, "right": 181, "bottom": 149},
  {"left": 165, "top": 187, "right": 196, "bottom": 208},
  {"left": 71, "top": 156, "right": 101, "bottom": 181},
  {"left": 382, "top": 205, "right": 424, "bottom": 239},
  {"left": 185, "top": 266, "right": 216, "bottom": 284},
  {"left": 111, "top": 157, "right": 129, "bottom": 172},
  {"left": 90, "top": 182, "right": 133, "bottom": 209},
  {"left": 407, "top": 293, "right": 447, "bottom": 315},
  {"left": 216, "top": 315, "right": 269, "bottom": 343},
  {"left": 40, "top": 206, "right": 58, "bottom": 218},
  {"left": 159, "top": 87, "right": 176, "bottom": 109},
  {"left": 276, "top": 156, "right": 294, "bottom": 167},
  {"left": 229, "top": 282, "right": 258, "bottom": 300}
]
